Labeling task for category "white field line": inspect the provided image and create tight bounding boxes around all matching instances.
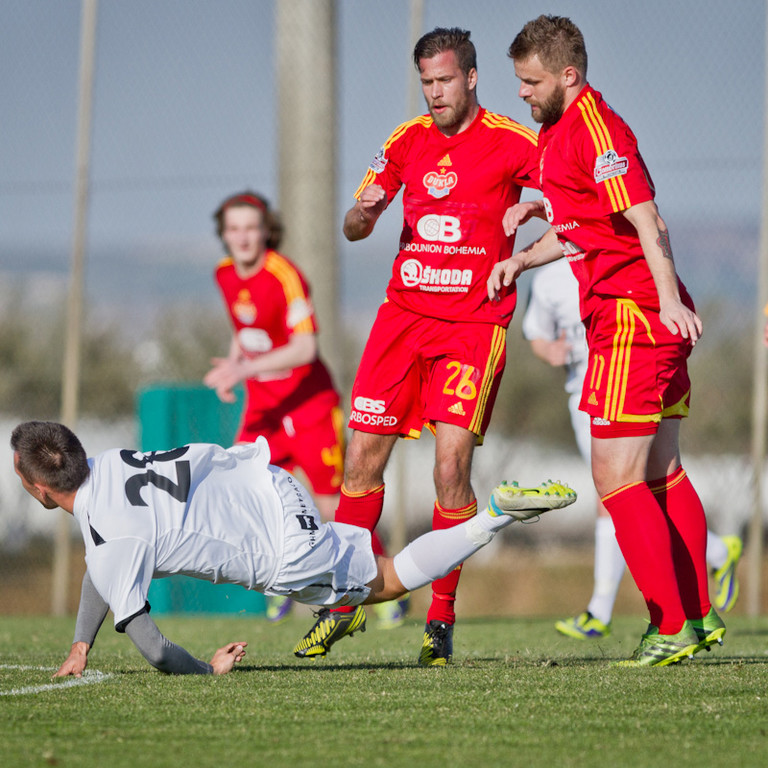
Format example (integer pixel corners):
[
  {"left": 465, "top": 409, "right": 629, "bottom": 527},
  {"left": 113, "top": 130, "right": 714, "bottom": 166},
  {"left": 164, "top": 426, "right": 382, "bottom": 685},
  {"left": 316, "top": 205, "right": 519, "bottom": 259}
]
[{"left": 0, "top": 665, "right": 113, "bottom": 696}]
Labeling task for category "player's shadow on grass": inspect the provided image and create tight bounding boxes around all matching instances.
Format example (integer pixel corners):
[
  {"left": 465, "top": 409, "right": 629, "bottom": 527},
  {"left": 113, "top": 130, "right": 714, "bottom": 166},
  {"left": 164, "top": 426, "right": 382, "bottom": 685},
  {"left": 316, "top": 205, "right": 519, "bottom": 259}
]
[{"left": 234, "top": 661, "right": 419, "bottom": 673}]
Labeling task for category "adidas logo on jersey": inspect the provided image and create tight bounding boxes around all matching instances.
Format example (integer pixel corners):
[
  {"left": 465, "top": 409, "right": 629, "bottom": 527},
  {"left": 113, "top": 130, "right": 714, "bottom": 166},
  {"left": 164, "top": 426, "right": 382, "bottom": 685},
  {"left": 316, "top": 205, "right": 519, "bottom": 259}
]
[
  {"left": 438, "top": 154, "right": 452, "bottom": 166},
  {"left": 448, "top": 402, "right": 466, "bottom": 416}
]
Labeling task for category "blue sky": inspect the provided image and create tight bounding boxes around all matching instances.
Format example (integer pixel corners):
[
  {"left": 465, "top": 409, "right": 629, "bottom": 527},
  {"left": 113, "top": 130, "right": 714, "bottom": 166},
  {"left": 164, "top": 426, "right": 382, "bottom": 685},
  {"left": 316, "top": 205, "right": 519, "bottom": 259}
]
[{"left": 0, "top": 0, "right": 765, "bottom": 323}]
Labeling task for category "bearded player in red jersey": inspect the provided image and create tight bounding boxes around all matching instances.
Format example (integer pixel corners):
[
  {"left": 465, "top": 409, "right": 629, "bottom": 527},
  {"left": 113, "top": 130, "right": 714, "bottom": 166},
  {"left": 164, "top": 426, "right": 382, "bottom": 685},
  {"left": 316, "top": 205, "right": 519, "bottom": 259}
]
[
  {"left": 293, "top": 28, "right": 540, "bottom": 665},
  {"left": 204, "top": 191, "right": 351, "bottom": 624},
  {"left": 489, "top": 15, "right": 725, "bottom": 666}
]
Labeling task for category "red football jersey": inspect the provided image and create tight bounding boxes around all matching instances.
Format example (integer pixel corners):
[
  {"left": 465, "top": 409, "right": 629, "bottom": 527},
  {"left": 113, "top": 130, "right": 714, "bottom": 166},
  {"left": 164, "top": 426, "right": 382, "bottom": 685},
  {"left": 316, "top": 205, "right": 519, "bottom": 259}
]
[
  {"left": 214, "top": 250, "right": 337, "bottom": 413},
  {"left": 354, "top": 107, "right": 539, "bottom": 327},
  {"left": 537, "top": 85, "right": 691, "bottom": 319}
]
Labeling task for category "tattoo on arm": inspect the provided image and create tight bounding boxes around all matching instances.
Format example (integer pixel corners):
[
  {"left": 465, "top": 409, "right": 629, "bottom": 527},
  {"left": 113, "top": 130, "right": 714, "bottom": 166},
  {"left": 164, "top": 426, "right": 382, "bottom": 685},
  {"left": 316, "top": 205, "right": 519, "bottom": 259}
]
[{"left": 656, "top": 227, "right": 673, "bottom": 261}]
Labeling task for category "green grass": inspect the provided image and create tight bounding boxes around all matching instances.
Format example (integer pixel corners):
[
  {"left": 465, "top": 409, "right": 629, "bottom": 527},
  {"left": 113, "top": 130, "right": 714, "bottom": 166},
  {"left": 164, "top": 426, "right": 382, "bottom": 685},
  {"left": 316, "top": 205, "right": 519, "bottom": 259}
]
[{"left": 1, "top": 613, "right": 767, "bottom": 768}]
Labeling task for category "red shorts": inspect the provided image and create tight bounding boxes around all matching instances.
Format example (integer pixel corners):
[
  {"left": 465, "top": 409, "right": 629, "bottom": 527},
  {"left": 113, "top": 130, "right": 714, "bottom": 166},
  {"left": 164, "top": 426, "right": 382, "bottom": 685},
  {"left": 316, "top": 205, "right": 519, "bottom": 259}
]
[
  {"left": 237, "top": 391, "right": 344, "bottom": 496},
  {"left": 348, "top": 301, "right": 507, "bottom": 439},
  {"left": 581, "top": 298, "right": 692, "bottom": 434}
]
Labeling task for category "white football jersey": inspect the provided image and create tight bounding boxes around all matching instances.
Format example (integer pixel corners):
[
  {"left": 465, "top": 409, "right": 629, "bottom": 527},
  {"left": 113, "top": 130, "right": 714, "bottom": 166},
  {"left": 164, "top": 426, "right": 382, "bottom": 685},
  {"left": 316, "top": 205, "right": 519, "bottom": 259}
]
[
  {"left": 522, "top": 258, "right": 588, "bottom": 395},
  {"left": 72, "top": 437, "right": 287, "bottom": 630}
]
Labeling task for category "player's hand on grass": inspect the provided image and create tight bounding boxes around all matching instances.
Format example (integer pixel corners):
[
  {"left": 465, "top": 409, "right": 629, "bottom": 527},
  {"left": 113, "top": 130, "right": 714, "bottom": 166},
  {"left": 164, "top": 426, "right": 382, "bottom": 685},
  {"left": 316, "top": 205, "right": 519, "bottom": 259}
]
[
  {"left": 210, "top": 642, "right": 248, "bottom": 675},
  {"left": 53, "top": 641, "right": 90, "bottom": 679}
]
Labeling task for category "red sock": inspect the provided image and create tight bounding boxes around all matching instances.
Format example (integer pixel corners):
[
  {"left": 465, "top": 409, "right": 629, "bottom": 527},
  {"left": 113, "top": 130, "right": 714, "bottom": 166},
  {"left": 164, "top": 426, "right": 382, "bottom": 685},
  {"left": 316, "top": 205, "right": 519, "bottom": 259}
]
[
  {"left": 601, "top": 481, "right": 686, "bottom": 634},
  {"left": 649, "top": 467, "right": 710, "bottom": 619},
  {"left": 334, "top": 483, "right": 385, "bottom": 529},
  {"left": 426, "top": 500, "right": 477, "bottom": 625},
  {"left": 331, "top": 484, "right": 386, "bottom": 614}
]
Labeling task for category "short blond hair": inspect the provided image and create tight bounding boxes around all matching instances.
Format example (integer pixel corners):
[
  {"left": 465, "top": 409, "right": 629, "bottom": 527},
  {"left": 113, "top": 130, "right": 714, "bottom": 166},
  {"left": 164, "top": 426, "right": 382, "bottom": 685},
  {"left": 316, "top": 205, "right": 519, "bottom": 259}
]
[{"left": 508, "top": 15, "right": 587, "bottom": 78}]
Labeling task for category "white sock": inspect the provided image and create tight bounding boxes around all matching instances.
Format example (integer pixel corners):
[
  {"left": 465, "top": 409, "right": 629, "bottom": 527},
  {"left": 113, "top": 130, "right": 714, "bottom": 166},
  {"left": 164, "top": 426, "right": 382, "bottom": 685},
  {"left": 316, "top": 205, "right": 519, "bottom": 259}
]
[
  {"left": 586, "top": 517, "right": 625, "bottom": 626},
  {"left": 392, "top": 506, "right": 512, "bottom": 591},
  {"left": 706, "top": 530, "right": 727, "bottom": 571}
]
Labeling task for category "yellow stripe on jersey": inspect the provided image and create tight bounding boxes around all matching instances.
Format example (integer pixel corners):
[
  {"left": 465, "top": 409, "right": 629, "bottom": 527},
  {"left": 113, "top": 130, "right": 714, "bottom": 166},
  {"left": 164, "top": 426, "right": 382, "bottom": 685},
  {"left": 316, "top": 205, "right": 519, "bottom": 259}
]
[
  {"left": 263, "top": 251, "right": 315, "bottom": 334},
  {"left": 604, "top": 299, "right": 656, "bottom": 422},
  {"left": 353, "top": 115, "right": 433, "bottom": 199},
  {"left": 482, "top": 112, "right": 539, "bottom": 143},
  {"left": 578, "top": 92, "right": 632, "bottom": 212},
  {"left": 480, "top": 111, "right": 539, "bottom": 145},
  {"left": 469, "top": 325, "right": 506, "bottom": 434},
  {"left": 216, "top": 256, "right": 234, "bottom": 270}
]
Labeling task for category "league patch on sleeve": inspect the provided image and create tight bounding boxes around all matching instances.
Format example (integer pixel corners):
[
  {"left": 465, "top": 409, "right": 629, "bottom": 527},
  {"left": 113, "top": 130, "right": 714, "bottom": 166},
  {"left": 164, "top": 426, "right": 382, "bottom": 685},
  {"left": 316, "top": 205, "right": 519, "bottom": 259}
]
[
  {"left": 594, "top": 149, "right": 628, "bottom": 182},
  {"left": 369, "top": 147, "right": 388, "bottom": 174},
  {"left": 287, "top": 297, "right": 312, "bottom": 328}
]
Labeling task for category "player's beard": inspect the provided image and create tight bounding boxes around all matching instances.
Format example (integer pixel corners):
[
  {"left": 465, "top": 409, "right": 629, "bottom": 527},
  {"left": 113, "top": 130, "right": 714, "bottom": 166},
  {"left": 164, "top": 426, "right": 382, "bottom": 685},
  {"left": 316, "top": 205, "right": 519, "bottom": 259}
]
[
  {"left": 530, "top": 83, "right": 566, "bottom": 124},
  {"left": 429, "top": 87, "right": 472, "bottom": 132}
]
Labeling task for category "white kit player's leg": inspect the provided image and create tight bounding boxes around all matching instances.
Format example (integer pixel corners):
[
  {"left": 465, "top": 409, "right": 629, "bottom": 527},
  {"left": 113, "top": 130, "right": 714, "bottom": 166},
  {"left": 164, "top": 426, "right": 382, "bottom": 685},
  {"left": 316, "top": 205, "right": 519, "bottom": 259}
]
[{"left": 393, "top": 480, "right": 577, "bottom": 591}]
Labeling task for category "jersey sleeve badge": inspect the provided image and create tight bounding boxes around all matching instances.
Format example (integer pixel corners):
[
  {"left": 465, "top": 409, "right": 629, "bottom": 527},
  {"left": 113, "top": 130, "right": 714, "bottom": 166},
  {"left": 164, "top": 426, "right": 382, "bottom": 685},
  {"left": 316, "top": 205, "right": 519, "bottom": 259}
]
[
  {"left": 369, "top": 147, "right": 388, "bottom": 174},
  {"left": 287, "top": 297, "right": 313, "bottom": 329},
  {"left": 594, "top": 149, "right": 629, "bottom": 183}
]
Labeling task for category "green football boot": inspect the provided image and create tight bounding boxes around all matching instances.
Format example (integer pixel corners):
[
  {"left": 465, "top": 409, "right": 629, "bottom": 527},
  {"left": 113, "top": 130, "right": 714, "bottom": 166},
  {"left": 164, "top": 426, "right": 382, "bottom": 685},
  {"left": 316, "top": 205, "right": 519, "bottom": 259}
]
[
  {"left": 614, "top": 620, "right": 701, "bottom": 667},
  {"left": 489, "top": 480, "right": 577, "bottom": 521},
  {"left": 691, "top": 607, "right": 726, "bottom": 652}
]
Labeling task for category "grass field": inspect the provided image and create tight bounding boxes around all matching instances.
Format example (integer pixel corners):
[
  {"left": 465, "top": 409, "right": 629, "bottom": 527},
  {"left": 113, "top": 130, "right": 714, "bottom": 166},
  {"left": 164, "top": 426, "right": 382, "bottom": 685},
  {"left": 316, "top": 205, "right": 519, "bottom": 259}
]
[{"left": 1, "top": 612, "right": 767, "bottom": 768}]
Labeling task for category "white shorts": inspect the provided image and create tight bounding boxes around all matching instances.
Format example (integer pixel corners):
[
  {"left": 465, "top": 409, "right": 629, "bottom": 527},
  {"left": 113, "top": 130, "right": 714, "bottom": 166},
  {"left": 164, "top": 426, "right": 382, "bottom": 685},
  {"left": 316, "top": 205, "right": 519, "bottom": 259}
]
[{"left": 267, "top": 468, "right": 377, "bottom": 607}]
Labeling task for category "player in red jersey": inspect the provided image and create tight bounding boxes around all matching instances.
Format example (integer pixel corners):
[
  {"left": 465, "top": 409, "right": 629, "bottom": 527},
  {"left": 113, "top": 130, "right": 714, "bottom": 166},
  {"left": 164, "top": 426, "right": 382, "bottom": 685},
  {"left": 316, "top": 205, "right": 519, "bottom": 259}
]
[
  {"left": 204, "top": 191, "right": 347, "bottom": 624},
  {"left": 489, "top": 15, "right": 725, "bottom": 666},
  {"left": 293, "top": 28, "right": 540, "bottom": 665}
]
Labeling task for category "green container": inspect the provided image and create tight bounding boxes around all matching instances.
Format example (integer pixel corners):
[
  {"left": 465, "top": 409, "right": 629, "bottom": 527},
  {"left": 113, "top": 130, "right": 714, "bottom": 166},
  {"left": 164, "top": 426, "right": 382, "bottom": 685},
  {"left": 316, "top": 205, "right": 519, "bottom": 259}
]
[
  {"left": 137, "top": 382, "right": 244, "bottom": 450},
  {"left": 137, "top": 383, "right": 266, "bottom": 616}
]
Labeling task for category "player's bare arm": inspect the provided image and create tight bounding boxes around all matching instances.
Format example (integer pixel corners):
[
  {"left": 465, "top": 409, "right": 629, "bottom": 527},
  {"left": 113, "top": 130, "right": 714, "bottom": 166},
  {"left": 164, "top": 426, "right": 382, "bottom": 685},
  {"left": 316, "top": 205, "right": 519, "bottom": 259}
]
[
  {"left": 502, "top": 198, "right": 547, "bottom": 237},
  {"left": 204, "top": 333, "right": 318, "bottom": 402},
  {"left": 622, "top": 200, "right": 703, "bottom": 344},
  {"left": 343, "top": 184, "right": 387, "bottom": 241},
  {"left": 487, "top": 227, "right": 562, "bottom": 301}
]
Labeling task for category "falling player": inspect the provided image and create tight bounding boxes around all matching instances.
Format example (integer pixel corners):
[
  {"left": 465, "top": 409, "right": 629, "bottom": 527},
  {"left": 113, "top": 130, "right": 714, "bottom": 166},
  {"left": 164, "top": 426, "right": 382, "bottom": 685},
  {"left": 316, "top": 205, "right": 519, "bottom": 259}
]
[{"left": 12, "top": 420, "right": 576, "bottom": 676}]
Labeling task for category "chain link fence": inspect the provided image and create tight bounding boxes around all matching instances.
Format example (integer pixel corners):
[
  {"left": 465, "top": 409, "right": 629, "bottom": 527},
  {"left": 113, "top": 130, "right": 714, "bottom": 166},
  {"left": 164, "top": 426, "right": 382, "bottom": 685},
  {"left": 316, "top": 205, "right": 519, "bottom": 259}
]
[{"left": 0, "top": 0, "right": 765, "bottom": 614}]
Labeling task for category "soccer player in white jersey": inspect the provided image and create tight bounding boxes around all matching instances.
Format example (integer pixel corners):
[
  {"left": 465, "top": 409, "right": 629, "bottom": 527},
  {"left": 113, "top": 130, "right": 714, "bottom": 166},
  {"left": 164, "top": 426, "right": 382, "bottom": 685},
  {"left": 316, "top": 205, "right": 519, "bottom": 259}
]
[
  {"left": 522, "top": 260, "right": 742, "bottom": 640},
  {"left": 11, "top": 421, "right": 576, "bottom": 676}
]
